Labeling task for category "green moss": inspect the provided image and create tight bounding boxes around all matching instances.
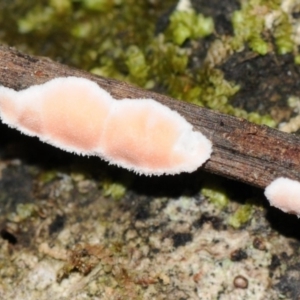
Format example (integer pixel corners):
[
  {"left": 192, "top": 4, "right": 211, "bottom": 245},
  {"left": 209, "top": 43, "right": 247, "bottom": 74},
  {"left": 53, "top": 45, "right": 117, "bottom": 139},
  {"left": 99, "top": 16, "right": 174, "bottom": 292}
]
[
  {"left": 248, "top": 112, "right": 276, "bottom": 127},
  {"left": 231, "top": 6, "right": 268, "bottom": 55},
  {"left": 194, "top": 68, "right": 240, "bottom": 107},
  {"left": 18, "top": 6, "right": 55, "bottom": 34},
  {"left": 186, "top": 68, "right": 275, "bottom": 127},
  {"left": 146, "top": 35, "right": 190, "bottom": 95},
  {"left": 125, "top": 45, "right": 150, "bottom": 87},
  {"left": 102, "top": 180, "right": 127, "bottom": 200},
  {"left": 201, "top": 182, "right": 230, "bottom": 209},
  {"left": 71, "top": 22, "right": 93, "bottom": 39},
  {"left": 79, "top": 0, "right": 122, "bottom": 12},
  {"left": 295, "top": 54, "right": 300, "bottom": 65},
  {"left": 39, "top": 170, "right": 59, "bottom": 184},
  {"left": 231, "top": 0, "right": 295, "bottom": 56},
  {"left": 49, "top": 0, "right": 72, "bottom": 14},
  {"left": 165, "top": 10, "right": 214, "bottom": 45},
  {"left": 248, "top": 36, "right": 269, "bottom": 55},
  {"left": 228, "top": 203, "right": 254, "bottom": 229},
  {"left": 273, "top": 12, "right": 294, "bottom": 55}
]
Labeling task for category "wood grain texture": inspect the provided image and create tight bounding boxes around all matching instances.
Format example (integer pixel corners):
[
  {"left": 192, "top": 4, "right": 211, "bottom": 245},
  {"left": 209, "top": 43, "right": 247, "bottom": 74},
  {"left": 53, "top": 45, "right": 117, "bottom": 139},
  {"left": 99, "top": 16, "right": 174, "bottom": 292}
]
[{"left": 0, "top": 44, "right": 299, "bottom": 188}]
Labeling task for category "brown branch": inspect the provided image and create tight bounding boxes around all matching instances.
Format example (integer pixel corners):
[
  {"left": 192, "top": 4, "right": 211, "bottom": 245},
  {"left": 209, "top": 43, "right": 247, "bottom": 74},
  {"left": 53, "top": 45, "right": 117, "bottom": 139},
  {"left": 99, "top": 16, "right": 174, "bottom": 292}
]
[{"left": 0, "top": 44, "right": 299, "bottom": 189}]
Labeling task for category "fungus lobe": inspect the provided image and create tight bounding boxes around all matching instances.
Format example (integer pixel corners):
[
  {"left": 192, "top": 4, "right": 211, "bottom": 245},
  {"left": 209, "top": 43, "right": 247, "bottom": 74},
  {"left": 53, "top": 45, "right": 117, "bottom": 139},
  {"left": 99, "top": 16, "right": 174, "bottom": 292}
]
[
  {"left": 265, "top": 177, "right": 300, "bottom": 216},
  {"left": 0, "top": 77, "right": 212, "bottom": 175}
]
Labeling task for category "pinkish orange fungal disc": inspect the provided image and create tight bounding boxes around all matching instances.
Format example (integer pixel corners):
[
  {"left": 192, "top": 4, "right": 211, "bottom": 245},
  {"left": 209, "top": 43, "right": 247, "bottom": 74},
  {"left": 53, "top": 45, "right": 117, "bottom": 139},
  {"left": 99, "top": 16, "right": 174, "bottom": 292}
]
[
  {"left": 265, "top": 177, "right": 300, "bottom": 216},
  {"left": 0, "top": 77, "right": 212, "bottom": 175}
]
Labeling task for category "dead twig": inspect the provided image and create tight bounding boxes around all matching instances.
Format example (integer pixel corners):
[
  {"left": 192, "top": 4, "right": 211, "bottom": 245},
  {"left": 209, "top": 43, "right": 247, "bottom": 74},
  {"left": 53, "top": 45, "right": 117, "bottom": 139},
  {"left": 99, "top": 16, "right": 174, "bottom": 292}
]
[{"left": 0, "top": 45, "right": 299, "bottom": 189}]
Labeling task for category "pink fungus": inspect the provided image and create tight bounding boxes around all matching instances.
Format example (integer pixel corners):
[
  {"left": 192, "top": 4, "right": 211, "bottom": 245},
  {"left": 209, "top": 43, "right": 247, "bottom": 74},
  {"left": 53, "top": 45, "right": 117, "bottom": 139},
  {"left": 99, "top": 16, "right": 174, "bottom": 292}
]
[
  {"left": 0, "top": 77, "right": 212, "bottom": 175},
  {"left": 264, "top": 177, "right": 300, "bottom": 216}
]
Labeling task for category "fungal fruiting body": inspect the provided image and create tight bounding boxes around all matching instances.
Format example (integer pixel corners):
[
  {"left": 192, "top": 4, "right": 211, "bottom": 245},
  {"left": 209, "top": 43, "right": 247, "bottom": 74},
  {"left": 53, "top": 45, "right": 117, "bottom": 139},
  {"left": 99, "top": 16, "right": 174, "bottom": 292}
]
[
  {"left": 264, "top": 177, "right": 300, "bottom": 216},
  {"left": 0, "top": 77, "right": 212, "bottom": 175}
]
